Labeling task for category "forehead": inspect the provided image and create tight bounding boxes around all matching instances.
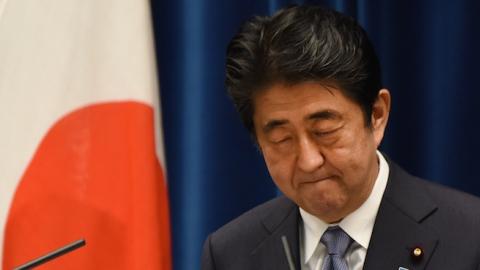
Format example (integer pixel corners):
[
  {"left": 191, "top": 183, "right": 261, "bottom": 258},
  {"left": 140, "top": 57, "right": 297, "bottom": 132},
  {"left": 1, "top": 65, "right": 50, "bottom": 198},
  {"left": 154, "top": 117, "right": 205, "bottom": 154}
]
[{"left": 252, "top": 81, "right": 360, "bottom": 124}]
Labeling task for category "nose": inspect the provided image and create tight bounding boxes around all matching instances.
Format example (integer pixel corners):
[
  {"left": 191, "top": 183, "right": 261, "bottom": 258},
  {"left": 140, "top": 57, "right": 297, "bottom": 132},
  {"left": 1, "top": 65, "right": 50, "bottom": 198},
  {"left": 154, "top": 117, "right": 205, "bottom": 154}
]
[{"left": 297, "top": 136, "right": 324, "bottom": 172}]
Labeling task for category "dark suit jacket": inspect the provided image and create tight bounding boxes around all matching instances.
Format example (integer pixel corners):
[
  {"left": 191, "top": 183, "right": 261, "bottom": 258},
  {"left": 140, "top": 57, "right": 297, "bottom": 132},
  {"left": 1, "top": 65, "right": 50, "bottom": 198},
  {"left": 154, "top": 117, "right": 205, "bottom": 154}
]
[{"left": 201, "top": 161, "right": 480, "bottom": 269}]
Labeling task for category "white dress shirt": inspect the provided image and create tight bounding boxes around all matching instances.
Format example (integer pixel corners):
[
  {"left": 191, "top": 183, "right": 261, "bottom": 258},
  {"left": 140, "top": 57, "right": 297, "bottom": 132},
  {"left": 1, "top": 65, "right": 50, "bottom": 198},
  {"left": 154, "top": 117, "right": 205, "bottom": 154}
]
[{"left": 299, "top": 151, "right": 389, "bottom": 270}]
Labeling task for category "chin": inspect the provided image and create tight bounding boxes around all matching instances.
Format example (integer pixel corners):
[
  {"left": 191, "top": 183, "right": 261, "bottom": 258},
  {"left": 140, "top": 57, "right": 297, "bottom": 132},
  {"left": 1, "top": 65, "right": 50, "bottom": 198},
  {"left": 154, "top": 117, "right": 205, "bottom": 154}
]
[{"left": 301, "top": 195, "right": 348, "bottom": 221}]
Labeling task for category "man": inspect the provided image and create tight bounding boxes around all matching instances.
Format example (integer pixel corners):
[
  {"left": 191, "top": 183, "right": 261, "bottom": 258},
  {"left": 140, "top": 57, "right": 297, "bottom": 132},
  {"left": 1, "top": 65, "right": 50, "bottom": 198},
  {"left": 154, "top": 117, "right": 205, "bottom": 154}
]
[{"left": 201, "top": 5, "right": 480, "bottom": 270}]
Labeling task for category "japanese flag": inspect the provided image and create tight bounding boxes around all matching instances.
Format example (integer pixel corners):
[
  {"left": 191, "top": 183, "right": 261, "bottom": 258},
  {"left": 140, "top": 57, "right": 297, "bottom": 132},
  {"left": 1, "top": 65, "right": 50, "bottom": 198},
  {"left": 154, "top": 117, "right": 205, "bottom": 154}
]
[{"left": 0, "top": 0, "right": 172, "bottom": 268}]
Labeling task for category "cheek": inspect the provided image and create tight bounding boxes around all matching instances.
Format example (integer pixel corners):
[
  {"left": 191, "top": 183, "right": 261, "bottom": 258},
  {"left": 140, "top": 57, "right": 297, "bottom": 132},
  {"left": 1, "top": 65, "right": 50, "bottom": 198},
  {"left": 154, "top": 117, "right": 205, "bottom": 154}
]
[
  {"left": 324, "top": 139, "right": 372, "bottom": 185},
  {"left": 263, "top": 147, "right": 296, "bottom": 190},
  {"left": 326, "top": 137, "right": 376, "bottom": 193},
  {"left": 330, "top": 128, "right": 375, "bottom": 159}
]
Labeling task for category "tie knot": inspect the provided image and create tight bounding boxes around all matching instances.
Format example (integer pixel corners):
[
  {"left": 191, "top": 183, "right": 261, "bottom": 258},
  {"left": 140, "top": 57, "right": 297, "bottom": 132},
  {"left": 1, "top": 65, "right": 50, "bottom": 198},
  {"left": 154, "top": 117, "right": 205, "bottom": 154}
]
[{"left": 320, "top": 226, "right": 352, "bottom": 257}]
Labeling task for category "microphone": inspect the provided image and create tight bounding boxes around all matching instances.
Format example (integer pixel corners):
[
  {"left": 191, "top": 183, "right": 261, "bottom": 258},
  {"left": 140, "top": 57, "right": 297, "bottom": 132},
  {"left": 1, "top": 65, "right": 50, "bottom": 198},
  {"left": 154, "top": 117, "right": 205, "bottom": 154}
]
[
  {"left": 14, "top": 239, "right": 86, "bottom": 270},
  {"left": 281, "top": 235, "right": 296, "bottom": 270}
]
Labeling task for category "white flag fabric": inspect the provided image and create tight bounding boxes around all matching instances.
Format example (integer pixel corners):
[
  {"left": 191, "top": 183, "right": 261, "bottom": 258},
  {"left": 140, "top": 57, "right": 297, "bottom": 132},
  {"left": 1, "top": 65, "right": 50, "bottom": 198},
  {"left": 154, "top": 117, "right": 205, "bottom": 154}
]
[{"left": 0, "top": 0, "right": 171, "bottom": 268}]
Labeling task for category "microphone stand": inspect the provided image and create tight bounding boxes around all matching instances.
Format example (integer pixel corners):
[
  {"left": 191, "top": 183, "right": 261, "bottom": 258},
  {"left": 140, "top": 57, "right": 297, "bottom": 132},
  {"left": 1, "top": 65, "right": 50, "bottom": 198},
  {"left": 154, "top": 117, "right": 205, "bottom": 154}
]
[
  {"left": 281, "top": 235, "right": 296, "bottom": 270},
  {"left": 14, "top": 239, "right": 86, "bottom": 270}
]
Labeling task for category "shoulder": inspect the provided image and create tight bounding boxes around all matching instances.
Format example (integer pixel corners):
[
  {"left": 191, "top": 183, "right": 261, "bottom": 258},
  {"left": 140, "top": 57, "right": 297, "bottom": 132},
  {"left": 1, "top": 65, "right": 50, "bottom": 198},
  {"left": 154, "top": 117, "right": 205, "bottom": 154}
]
[
  {"left": 209, "top": 196, "right": 295, "bottom": 246},
  {"left": 420, "top": 177, "right": 480, "bottom": 221},
  {"left": 201, "top": 196, "right": 296, "bottom": 268},
  {"left": 388, "top": 160, "right": 480, "bottom": 227}
]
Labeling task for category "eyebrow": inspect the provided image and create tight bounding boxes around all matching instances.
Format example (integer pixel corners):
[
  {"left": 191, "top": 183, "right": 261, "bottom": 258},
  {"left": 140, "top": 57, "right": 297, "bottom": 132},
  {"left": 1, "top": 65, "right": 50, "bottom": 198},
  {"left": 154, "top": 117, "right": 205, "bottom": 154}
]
[
  {"left": 306, "top": 110, "right": 341, "bottom": 121},
  {"left": 262, "top": 110, "right": 341, "bottom": 133},
  {"left": 262, "top": 119, "right": 288, "bottom": 133}
]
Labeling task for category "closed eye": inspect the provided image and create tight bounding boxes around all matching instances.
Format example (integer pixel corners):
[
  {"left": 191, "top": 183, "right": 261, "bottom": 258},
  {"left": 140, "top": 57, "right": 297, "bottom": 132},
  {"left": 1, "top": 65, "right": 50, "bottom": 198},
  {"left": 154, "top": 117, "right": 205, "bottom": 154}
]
[
  {"left": 273, "top": 137, "right": 292, "bottom": 144},
  {"left": 312, "top": 126, "right": 341, "bottom": 138}
]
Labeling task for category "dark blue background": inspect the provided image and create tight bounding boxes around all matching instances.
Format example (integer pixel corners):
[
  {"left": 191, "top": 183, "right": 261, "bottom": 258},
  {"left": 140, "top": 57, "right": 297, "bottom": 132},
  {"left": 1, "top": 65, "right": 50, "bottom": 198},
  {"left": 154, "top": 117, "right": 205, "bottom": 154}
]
[{"left": 152, "top": 1, "right": 480, "bottom": 269}]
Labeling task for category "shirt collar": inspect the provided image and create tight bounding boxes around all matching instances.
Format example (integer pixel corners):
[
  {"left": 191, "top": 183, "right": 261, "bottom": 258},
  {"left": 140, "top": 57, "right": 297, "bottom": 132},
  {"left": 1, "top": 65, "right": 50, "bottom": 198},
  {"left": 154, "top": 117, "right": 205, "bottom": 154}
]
[{"left": 299, "top": 151, "right": 390, "bottom": 263}]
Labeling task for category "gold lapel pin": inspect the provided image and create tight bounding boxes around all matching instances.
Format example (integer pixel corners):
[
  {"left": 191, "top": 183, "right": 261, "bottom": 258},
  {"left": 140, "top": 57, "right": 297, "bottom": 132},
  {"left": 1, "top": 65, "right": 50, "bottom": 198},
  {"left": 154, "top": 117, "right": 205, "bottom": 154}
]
[{"left": 411, "top": 246, "right": 423, "bottom": 260}]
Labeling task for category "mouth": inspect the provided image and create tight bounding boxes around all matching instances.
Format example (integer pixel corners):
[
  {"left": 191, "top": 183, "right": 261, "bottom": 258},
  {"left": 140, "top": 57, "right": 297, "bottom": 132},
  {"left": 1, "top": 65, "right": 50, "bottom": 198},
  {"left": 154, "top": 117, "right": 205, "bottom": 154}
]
[{"left": 300, "top": 175, "right": 334, "bottom": 184}]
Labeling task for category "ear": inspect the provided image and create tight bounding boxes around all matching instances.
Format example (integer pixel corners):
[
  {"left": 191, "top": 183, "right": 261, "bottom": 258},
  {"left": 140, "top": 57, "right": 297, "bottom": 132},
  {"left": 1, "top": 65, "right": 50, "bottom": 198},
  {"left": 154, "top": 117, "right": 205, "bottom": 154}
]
[{"left": 371, "top": 89, "right": 391, "bottom": 147}]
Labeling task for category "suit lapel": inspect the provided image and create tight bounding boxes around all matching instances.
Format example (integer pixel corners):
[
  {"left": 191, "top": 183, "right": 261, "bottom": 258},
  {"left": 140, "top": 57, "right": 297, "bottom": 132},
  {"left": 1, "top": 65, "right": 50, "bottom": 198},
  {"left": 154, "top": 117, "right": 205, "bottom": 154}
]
[
  {"left": 251, "top": 197, "right": 301, "bottom": 270},
  {"left": 364, "top": 161, "right": 439, "bottom": 270}
]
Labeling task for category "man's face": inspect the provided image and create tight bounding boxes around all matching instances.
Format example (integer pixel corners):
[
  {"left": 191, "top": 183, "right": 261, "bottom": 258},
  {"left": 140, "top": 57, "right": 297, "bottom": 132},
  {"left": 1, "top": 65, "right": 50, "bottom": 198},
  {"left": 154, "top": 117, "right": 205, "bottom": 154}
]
[{"left": 253, "top": 81, "right": 390, "bottom": 223}]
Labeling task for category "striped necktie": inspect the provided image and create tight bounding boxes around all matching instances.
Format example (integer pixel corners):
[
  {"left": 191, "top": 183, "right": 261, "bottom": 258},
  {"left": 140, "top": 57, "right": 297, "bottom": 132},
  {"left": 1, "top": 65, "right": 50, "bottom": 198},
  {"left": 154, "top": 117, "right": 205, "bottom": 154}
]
[{"left": 320, "top": 226, "right": 353, "bottom": 270}]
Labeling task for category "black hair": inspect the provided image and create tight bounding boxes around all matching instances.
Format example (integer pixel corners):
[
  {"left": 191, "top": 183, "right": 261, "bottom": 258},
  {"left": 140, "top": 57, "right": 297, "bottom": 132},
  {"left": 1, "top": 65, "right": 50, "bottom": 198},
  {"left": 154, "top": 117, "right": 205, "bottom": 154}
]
[{"left": 225, "top": 5, "right": 382, "bottom": 134}]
